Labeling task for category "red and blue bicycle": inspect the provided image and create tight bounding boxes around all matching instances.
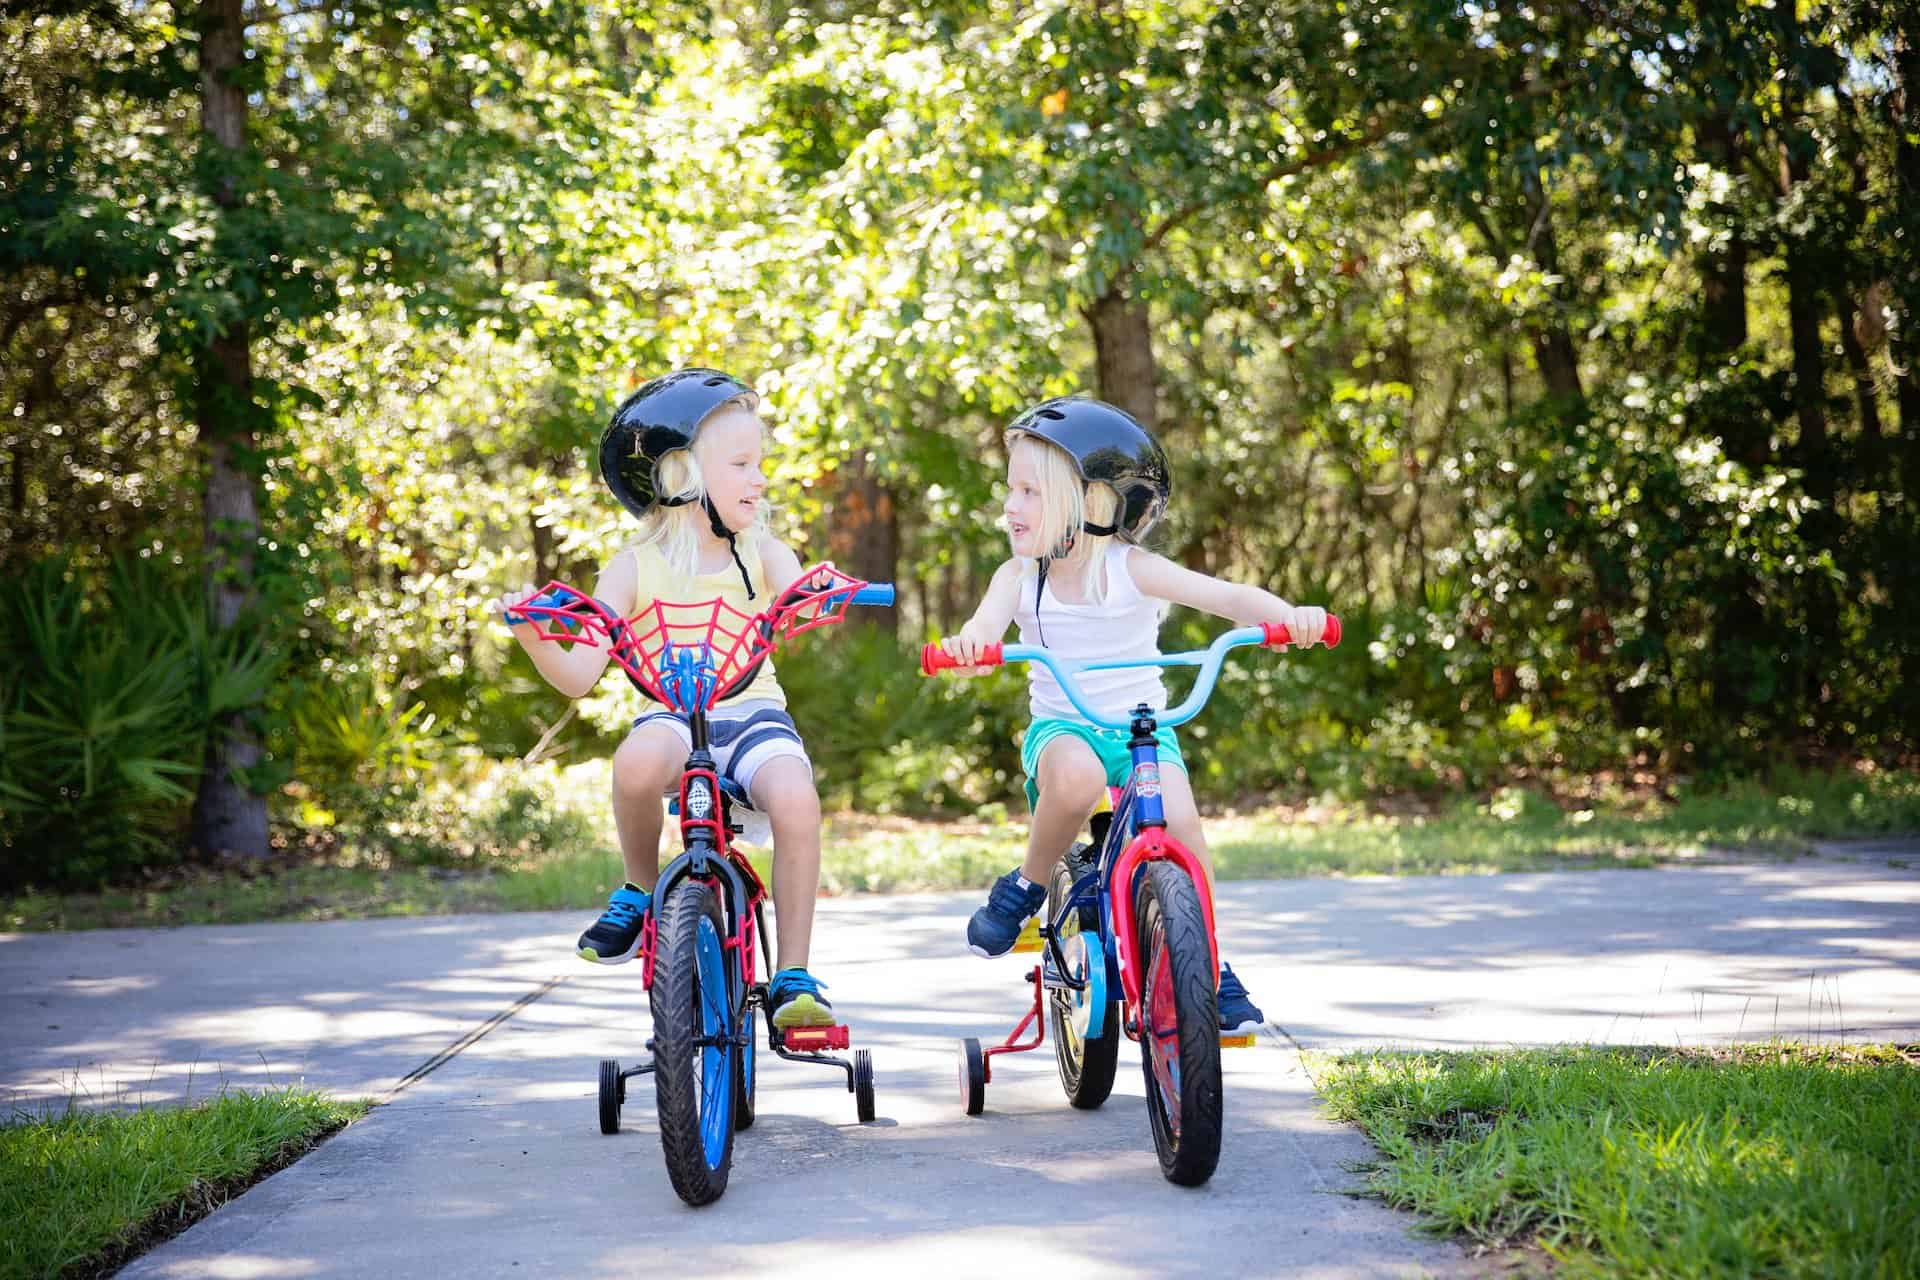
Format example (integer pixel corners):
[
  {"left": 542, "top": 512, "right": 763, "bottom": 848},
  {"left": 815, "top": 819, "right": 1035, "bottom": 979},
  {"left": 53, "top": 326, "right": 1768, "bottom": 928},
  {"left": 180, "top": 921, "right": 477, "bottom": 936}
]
[
  {"left": 508, "top": 566, "right": 891, "bottom": 1205},
  {"left": 922, "top": 616, "right": 1340, "bottom": 1186}
]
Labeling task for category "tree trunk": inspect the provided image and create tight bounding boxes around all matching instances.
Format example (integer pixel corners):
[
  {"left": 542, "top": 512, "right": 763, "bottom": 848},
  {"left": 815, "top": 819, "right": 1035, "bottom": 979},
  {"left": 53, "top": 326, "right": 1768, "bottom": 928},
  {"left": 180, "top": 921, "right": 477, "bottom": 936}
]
[
  {"left": 1522, "top": 165, "right": 1584, "bottom": 402},
  {"left": 1894, "top": 36, "right": 1920, "bottom": 493},
  {"left": 1697, "top": 111, "right": 1750, "bottom": 362},
  {"left": 188, "top": 0, "right": 270, "bottom": 860},
  {"left": 822, "top": 451, "right": 898, "bottom": 634},
  {"left": 1085, "top": 289, "right": 1159, "bottom": 431},
  {"left": 1838, "top": 293, "right": 1883, "bottom": 456}
]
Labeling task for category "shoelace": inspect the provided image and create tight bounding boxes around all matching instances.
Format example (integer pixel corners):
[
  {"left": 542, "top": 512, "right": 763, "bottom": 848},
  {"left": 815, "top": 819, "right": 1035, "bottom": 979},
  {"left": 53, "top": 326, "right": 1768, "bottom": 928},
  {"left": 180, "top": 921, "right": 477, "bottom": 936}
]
[
  {"left": 1218, "top": 967, "right": 1247, "bottom": 999},
  {"left": 990, "top": 875, "right": 1040, "bottom": 914},
  {"left": 773, "top": 971, "right": 827, "bottom": 998},
  {"left": 601, "top": 896, "right": 644, "bottom": 925}
]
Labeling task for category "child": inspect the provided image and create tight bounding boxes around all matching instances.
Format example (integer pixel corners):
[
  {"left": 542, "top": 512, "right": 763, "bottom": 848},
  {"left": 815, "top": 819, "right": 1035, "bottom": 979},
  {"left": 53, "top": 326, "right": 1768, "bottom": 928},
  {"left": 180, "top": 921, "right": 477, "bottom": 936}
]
[
  {"left": 491, "top": 369, "right": 835, "bottom": 1029},
  {"left": 937, "top": 396, "right": 1327, "bottom": 1033}
]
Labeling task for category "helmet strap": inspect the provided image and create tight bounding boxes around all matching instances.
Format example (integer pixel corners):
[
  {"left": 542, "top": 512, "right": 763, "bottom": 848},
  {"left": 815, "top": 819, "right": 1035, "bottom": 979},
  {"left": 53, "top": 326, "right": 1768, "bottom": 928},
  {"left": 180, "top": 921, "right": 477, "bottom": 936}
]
[
  {"left": 702, "top": 495, "right": 755, "bottom": 600},
  {"left": 1034, "top": 557, "right": 1050, "bottom": 646},
  {"left": 653, "top": 492, "right": 755, "bottom": 599}
]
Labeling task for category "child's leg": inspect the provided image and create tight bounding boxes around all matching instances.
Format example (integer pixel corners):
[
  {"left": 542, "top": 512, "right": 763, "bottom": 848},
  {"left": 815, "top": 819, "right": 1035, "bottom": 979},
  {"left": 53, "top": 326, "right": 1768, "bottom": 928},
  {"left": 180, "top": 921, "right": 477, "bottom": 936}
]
[
  {"left": 609, "top": 723, "right": 688, "bottom": 889},
  {"left": 1155, "top": 763, "right": 1214, "bottom": 894},
  {"left": 748, "top": 755, "right": 822, "bottom": 972},
  {"left": 1021, "top": 736, "right": 1108, "bottom": 881},
  {"left": 1157, "top": 763, "right": 1263, "bottom": 1028}
]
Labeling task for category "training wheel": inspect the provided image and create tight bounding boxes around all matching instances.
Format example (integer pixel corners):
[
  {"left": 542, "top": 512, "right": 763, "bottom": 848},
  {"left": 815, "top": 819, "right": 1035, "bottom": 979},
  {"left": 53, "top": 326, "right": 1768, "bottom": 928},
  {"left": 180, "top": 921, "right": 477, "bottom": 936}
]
[
  {"left": 853, "top": 1048, "right": 876, "bottom": 1122},
  {"left": 597, "top": 1058, "right": 622, "bottom": 1135},
  {"left": 958, "top": 1037, "right": 986, "bottom": 1116}
]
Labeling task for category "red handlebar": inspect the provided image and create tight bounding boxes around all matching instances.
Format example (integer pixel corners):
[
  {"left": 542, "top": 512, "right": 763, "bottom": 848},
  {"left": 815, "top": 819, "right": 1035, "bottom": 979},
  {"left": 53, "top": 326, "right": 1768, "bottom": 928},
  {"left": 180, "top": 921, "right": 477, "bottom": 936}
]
[
  {"left": 1262, "top": 615, "right": 1342, "bottom": 649},
  {"left": 919, "top": 641, "right": 1004, "bottom": 675}
]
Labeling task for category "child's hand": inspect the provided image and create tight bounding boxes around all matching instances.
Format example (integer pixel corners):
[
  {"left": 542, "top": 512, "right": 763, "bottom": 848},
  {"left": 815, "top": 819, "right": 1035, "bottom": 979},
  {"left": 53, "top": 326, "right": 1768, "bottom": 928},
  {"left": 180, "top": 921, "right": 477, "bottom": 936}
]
[
  {"left": 1279, "top": 605, "right": 1328, "bottom": 647},
  {"left": 939, "top": 632, "right": 995, "bottom": 677},
  {"left": 489, "top": 585, "right": 540, "bottom": 631}
]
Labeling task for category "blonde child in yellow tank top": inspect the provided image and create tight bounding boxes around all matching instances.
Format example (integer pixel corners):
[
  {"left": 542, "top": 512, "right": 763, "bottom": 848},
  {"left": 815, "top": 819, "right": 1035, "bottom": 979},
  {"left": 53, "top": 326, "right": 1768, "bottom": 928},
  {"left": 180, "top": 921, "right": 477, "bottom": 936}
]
[{"left": 492, "top": 370, "right": 834, "bottom": 1029}]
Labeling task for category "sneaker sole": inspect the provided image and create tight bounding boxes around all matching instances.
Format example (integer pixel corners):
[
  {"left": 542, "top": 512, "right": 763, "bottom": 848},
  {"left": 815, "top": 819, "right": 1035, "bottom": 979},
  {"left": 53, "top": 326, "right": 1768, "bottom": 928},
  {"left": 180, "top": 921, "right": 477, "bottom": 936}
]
[
  {"left": 771, "top": 994, "right": 835, "bottom": 1029},
  {"left": 1218, "top": 1017, "right": 1265, "bottom": 1035},
  {"left": 576, "top": 937, "right": 643, "bottom": 965}
]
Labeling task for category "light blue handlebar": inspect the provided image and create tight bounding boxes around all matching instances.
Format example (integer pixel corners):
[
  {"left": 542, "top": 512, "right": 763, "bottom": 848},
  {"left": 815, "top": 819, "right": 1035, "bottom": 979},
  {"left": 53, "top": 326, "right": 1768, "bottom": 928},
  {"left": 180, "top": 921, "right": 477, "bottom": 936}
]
[
  {"left": 999, "top": 626, "right": 1269, "bottom": 729},
  {"left": 850, "top": 584, "right": 894, "bottom": 607}
]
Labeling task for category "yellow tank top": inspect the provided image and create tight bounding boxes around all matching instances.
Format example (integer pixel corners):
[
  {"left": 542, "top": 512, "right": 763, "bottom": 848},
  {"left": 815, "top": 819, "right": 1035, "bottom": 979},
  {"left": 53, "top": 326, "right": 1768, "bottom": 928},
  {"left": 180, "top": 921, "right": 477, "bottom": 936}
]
[{"left": 626, "top": 539, "right": 786, "bottom": 708}]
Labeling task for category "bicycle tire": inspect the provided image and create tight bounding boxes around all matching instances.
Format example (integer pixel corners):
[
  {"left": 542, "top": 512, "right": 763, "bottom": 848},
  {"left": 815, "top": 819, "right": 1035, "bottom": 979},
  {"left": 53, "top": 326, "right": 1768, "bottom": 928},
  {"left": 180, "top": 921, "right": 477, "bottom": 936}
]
[
  {"left": 651, "top": 878, "right": 737, "bottom": 1205},
  {"left": 1134, "top": 861, "right": 1223, "bottom": 1186}
]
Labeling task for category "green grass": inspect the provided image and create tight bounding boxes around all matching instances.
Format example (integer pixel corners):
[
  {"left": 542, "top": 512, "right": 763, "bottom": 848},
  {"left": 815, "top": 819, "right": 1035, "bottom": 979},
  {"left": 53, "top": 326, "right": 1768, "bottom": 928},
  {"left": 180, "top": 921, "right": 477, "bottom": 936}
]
[
  {"left": 6, "top": 766, "right": 1915, "bottom": 931},
  {"left": 0, "top": 1088, "right": 369, "bottom": 1280},
  {"left": 1312, "top": 1044, "right": 1920, "bottom": 1278}
]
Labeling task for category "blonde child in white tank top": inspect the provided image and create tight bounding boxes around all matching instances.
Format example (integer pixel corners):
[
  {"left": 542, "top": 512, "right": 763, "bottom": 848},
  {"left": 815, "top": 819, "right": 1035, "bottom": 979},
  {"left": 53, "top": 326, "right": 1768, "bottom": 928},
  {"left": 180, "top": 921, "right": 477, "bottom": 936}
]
[
  {"left": 492, "top": 370, "right": 836, "bottom": 1030},
  {"left": 937, "top": 397, "right": 1328, "bottom": 1033}
]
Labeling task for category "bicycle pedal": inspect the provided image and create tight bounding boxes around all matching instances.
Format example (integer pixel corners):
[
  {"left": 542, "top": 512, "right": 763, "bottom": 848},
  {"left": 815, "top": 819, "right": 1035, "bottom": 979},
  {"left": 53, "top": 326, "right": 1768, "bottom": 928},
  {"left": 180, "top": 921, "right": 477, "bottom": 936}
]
[
  {"left": 1010, "top": 917, "right": 1044, "bottom": 953},
  {"left": 781, "top": 1024, "right": 850, "bottom": 1051},
  {"left": 1219, "top": 1032, "right": 1258, "bottom": 1049}
]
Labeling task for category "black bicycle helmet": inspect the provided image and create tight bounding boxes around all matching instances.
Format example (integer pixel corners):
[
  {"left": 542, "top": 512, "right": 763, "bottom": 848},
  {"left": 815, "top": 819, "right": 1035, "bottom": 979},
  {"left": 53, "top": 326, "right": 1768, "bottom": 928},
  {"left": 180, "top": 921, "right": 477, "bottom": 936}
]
[
  {"left": 598, "top": 368, "right": 764, "bottom": 599},
  {"left": 599, "top": 369, "right": 758, "bottom": 518},
  {"left": 1005, "top": 396, "right": 1171, "bottom": 546}
]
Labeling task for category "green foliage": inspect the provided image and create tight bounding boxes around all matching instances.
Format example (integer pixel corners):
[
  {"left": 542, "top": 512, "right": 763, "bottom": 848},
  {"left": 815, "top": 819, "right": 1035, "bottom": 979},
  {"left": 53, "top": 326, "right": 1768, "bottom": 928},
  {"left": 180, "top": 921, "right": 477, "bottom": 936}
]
[
  {"left": 780, "top": 625, "right": 1027, "bottom": 812},
  {"left": 0, "top": 1088, "right": 368, "bottom": 1280},
  {"left": 7, "top": 0, "right": 1918, "bottom": 871},
  {"left": 0, "top": 557, "right": 279, "bottom": 890},
  {"left": 1315, "top": 1045, "right": 1920, "bottom": 1276}
]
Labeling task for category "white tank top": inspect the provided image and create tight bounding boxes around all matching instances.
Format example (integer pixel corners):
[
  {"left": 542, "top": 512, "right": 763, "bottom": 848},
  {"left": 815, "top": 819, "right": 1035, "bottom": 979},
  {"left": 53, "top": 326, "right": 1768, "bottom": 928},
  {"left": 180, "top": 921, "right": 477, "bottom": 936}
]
[{"left": 1013, "top": 545, "right": 1168, "bottom": 722}]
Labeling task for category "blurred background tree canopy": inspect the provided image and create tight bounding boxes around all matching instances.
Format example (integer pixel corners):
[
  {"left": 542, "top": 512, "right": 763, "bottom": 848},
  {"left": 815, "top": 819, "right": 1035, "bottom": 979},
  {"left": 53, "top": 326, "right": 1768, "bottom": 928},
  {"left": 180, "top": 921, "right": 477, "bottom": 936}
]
[{"left": 4, "top": 0, "right": 1916, "bottom": 888}]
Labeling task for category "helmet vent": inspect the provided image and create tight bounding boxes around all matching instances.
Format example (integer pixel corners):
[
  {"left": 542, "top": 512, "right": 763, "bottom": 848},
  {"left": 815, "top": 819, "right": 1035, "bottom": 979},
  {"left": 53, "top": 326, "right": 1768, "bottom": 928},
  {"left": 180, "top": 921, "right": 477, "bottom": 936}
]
[
  {"left": 1037, "top": 408, "right": 1066, "bottom": 420},
  {"left": 703, "top": 377, "right": 729, "bottom": 386}
]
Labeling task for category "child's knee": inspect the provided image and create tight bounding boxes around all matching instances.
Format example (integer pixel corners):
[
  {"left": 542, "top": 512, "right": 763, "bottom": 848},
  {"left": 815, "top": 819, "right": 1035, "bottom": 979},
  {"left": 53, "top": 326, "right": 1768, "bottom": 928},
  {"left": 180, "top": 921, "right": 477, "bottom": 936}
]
[
  {"left": 611, "top": 731, "right": 679, "bottom": 796},
  {"left": 1040, "top": 751, "right": 1105, "bottom": 808},
  {"left": 752, "top": 759, "right": 819, "bottom": 820}
]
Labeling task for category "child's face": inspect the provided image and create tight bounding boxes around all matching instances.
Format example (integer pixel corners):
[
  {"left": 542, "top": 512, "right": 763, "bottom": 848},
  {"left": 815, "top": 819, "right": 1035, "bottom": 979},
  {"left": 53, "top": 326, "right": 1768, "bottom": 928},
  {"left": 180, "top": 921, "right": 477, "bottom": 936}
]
[
  {"left": 1003, "top": 442, "right": 1045, "bottom": 558},
  {"left": 697, "top": 408, "right": 768, "bottom": 533}
]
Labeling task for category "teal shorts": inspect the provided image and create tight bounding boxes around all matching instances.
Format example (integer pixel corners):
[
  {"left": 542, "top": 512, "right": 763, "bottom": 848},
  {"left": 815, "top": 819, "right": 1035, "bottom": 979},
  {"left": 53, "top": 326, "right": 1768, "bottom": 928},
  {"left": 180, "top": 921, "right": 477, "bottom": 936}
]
[{"left": 1020, "top": 717, "right": 1186, "bottom": 811}]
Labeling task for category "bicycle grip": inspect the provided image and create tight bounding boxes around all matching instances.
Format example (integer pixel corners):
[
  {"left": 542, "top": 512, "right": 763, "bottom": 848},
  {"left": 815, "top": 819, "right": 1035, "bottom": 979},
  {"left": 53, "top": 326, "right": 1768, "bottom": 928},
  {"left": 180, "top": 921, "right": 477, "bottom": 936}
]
[
  {"left": 851, "top": 584, "right": 894, "bottom": 607},
  {"left": 920, "top": 641, "right": 1003, "bottom": 674},
  {"left": 1262, "top": 614, "right": 1342, "bottom": 649},
  {"left": 503, "top": 586, "right": 584, "bottom": 628}
]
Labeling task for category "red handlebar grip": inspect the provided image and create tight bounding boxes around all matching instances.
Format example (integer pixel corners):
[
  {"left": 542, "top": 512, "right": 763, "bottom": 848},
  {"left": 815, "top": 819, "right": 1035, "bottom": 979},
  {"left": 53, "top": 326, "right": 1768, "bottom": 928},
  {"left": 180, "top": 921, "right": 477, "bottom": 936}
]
[
  {"left": 1262, "top": 615, "right": 1342, "bottom": 649},
  {"left": 920, "top": 642, "right": 1004, "bottom": 674}
]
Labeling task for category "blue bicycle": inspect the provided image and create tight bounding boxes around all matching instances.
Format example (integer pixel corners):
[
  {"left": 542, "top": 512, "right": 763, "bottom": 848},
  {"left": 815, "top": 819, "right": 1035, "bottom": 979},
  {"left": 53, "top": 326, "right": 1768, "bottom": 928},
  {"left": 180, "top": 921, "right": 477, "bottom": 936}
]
[{"left": 923, "top": 615, "right": 1341, "bottom": 1185}]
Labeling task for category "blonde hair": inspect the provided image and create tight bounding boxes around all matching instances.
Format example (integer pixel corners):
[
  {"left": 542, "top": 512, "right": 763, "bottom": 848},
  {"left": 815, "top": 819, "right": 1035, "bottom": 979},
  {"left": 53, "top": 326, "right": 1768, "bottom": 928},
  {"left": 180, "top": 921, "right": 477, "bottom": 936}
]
[
  {"left": 627, "top": 396, "right": 772, "bottom": 581},
  {"left": 1007, "top": 430, "right": 1121, "bottom": 603}
]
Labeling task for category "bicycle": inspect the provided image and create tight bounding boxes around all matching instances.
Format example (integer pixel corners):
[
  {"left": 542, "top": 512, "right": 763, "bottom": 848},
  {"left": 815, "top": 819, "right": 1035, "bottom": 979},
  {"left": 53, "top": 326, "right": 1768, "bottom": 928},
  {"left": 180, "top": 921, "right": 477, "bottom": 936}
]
[
  {"left": 921, "top": 615, "right": 1341, "bottom": 1186},
  {"left": 507, "top": 565, "right": 892, "bottom": 1206}
]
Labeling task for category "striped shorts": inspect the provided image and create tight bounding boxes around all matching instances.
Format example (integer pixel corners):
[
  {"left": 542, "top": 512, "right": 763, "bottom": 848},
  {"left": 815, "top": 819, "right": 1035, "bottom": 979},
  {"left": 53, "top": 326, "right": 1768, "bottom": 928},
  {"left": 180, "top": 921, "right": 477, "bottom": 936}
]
[{"left": 630, "top": 698, "right": 811, "bottom": 801}]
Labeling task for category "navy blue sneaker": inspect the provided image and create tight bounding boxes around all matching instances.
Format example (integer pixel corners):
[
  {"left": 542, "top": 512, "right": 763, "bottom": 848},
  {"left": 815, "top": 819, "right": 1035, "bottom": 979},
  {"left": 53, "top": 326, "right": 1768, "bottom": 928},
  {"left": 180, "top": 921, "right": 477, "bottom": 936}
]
[
  {"left": 768, "top": 967, "right": 835, "bottom": 1028},
  {"left": 1216, "top": 963, "right": 1265, "bottom": 1033},
  {"left": 967, "top": 869, "right": 1048, "bottom": 958},
  {"left": 576, "top": 883, "right": 651, "bottom": 964}
]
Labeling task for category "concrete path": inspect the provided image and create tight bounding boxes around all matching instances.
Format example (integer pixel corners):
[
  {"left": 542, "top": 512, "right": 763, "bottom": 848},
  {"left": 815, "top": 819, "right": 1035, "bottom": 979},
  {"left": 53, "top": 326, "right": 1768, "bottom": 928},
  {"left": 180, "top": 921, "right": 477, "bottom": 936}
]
[{"left": 5, "top": 844, "right": 1917, "bottom": 1279}]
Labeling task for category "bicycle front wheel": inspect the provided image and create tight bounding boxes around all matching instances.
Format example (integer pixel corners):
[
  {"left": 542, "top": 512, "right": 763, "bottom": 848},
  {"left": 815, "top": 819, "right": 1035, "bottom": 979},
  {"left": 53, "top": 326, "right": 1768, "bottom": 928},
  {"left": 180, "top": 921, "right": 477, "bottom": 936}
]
[
  {"left": 1134, "top": 861, "right": 1222, "bottom": 1186},
  {"left": 1049, "top": 844, "right": 1118, "bottom": 1109},
  {"left": 651, "top": 878, "right": 737, "bottom": 1205}
]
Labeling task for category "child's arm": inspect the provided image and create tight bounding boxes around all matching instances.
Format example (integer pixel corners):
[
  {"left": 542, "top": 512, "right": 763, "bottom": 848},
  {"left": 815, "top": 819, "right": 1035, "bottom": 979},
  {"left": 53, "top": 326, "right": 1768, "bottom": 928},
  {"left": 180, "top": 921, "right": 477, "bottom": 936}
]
[
  {"left": 757, "top": 535, "right": 834, "bottom": 616},
  {"left": 489, "top": 551, "right": 637, "bottom": 699},
  {"left": 1126, "top": 548, "right": 1328, "bottom": 644},
  {"left": 938, "top": 558, "right": 1023, "bottom": 675}
]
